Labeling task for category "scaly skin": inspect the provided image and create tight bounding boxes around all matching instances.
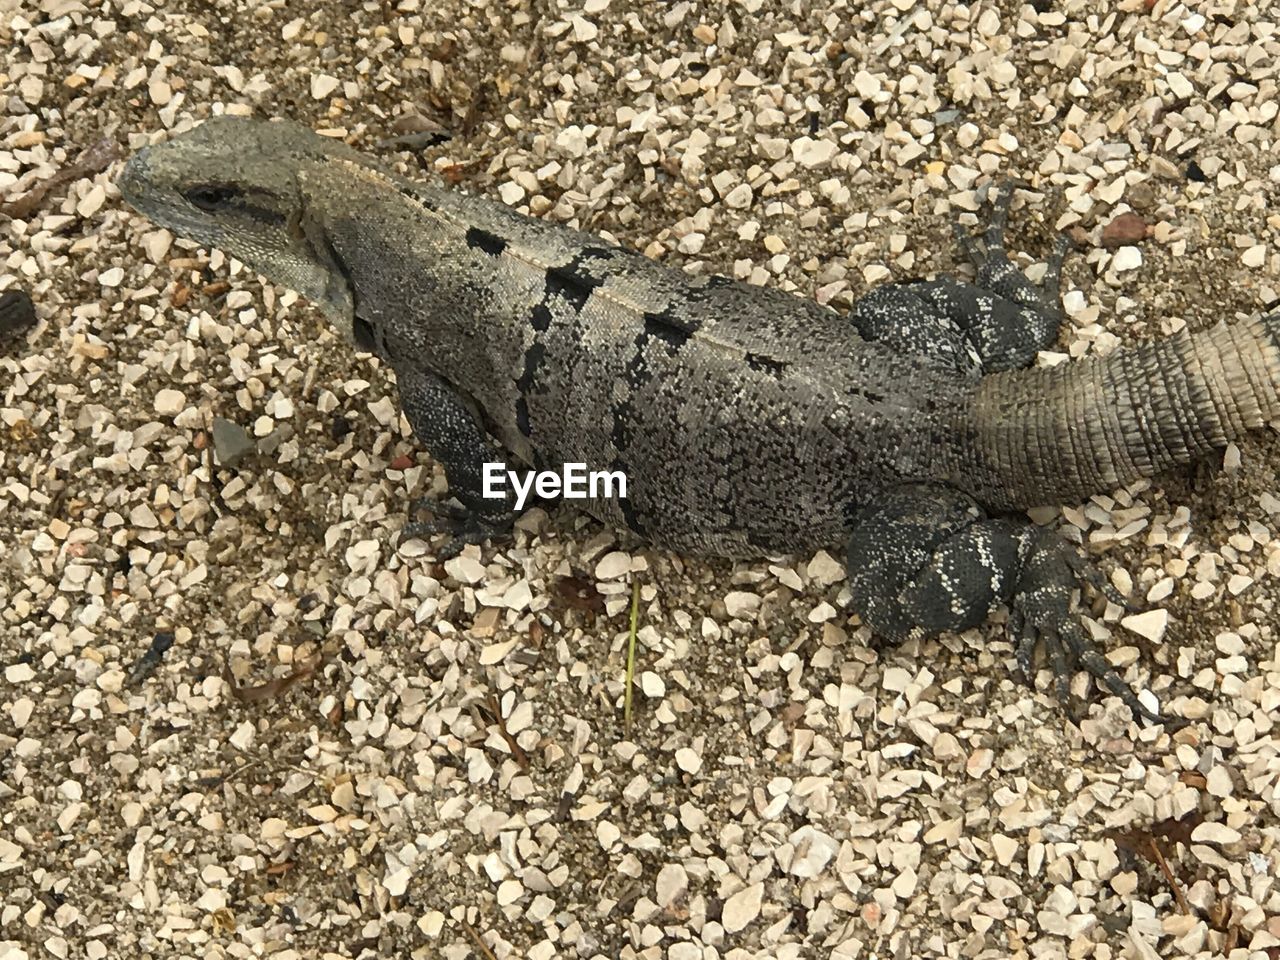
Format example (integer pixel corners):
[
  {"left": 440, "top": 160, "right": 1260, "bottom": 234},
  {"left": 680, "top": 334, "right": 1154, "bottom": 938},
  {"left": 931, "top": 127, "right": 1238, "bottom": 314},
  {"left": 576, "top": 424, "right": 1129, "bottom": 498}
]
[{"left": 118, "top": 117, "right": 1280, "bottom": 724}]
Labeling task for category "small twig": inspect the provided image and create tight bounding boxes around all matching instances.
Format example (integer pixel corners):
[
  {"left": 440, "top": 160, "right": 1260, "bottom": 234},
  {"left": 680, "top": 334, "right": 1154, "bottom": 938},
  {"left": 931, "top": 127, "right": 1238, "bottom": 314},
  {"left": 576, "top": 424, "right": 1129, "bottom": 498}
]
[
  {"left": 0, "top": 136, "right": 120, "bottom": 220},
  {"left": 624, "top": 578, "right": 640, "bottom": 733},
  {"left": 459, "top": 919, "right": 499, "bottom": 960},
  {"left": 196, "top": 758, "right": 262, "bottom": 790},
  {"left": 484, "top": 693, "right": 529, "bottom": 770},
  {"left": 1147, "top": 836, "right": 1190, "bottom": 915}
]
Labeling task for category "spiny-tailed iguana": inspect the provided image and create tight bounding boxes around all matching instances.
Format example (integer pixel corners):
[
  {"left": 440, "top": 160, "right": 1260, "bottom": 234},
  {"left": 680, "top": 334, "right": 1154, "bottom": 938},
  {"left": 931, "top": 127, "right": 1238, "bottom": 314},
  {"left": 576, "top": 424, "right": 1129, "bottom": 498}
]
[{"left": 117, "top": 116, "right": 1280, "bottom": 724}]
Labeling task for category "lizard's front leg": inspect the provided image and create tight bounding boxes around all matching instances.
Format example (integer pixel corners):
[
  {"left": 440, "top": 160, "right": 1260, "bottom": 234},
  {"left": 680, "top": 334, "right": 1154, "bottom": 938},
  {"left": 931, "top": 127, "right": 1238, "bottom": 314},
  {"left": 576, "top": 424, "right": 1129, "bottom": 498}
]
[
  {"left": 846, "top": 484, "right": 1171, "bottom": 726},
  {"left": 392, "top": 363, "right": 518, "bottom": 557}
]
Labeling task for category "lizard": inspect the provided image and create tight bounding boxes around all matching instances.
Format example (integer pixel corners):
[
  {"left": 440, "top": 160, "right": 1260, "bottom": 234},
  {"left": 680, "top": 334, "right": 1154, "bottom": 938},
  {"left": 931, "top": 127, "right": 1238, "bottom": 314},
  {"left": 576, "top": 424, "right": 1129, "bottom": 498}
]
[{"left": 117, "top": 116, "right": 1280, "bottom": 724}]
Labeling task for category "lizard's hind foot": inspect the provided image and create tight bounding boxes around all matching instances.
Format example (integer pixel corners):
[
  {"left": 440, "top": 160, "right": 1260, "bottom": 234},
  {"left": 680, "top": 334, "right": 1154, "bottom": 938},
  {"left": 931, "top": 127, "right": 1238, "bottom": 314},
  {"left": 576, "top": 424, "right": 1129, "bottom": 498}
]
[
  {"left": 954, "top": 180, "right": 1076, "bottom": 318},
  {"left": 1011, "top": 537, "right": 1175, "bottom": 726},
  {"left": 847, "top": 484, "right": 1177, "bottom": 727},
  {"left": 850, "top": 181, "right": 1076, "bottom": 376}
]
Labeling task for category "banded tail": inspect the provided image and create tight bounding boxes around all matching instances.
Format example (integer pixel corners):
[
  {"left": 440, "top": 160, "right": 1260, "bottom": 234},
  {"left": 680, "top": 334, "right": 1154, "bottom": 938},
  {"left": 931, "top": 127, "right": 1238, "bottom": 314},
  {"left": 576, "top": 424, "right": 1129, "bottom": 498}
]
[{"left": 969, "top": 314, "right": 1280, "bottom": 510}]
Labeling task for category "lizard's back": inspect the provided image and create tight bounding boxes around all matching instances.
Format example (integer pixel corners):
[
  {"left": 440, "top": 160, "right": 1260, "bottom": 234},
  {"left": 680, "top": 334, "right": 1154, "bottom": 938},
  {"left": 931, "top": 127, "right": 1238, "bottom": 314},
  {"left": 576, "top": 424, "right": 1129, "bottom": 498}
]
[{"left": 362, "top": 180, "right": 973, "bottom": 553}]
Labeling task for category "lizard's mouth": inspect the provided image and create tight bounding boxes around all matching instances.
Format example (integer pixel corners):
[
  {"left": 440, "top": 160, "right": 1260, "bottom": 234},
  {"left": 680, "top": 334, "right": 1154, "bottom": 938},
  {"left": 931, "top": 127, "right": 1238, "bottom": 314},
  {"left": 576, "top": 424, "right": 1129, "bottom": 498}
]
[{"left": 116, "top": 151, "right": 149, "bottom": 208}]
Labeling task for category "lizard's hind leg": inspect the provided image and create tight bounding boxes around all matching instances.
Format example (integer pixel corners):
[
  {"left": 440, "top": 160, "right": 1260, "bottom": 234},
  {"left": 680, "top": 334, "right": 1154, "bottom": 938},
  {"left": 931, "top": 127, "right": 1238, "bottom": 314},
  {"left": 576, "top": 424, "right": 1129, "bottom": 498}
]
[
  {"left": 849, "top": 183, "right": 1077, "bottom": 375},
  {"left": 846, "top": 484, "right": 1169, "bottom": 725}
]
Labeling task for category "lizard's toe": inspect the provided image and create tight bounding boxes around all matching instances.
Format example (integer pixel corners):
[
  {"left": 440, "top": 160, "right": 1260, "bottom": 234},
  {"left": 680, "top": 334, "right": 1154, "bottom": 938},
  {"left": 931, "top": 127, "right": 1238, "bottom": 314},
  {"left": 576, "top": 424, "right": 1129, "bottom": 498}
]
[
  {"left": 408, "top": 496, "right": 470, "bottom": 522},
  {"left": 954, "top": 179, "right": 1073, "bottom": 318},
  {"left": 1040, "top": 232, "right": 1074, "bottom": 300},
  {"left": 1007, "top": 607, "right": 1038, "bottom": 687},
  {"left": 399, "top": 503, "right": 514, "bottom": 558},
  {"left": 1061, "top": 548, "right": 1141, "bottom": 614},
  {"left": 1014, "top": 581, "right": 1172, "bottom": 727},
  {"left": 1012, "top": 534, "right": 1178, "bottom": 726}
]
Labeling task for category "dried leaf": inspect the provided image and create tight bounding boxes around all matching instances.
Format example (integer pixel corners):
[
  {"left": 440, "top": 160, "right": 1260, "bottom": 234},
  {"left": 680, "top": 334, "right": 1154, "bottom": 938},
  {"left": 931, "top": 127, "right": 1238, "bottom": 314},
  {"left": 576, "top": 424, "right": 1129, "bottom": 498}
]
[
  {"left": 1105, "top": 811, "right": 1203, "bottom": 859},
  {"left": 1101, "top": 211, "right": 1150, "bottom": 248},
  {"left": 1103, "top": 812, "right": 1203, "bottom": 916},
  {"left": 1223, "top": 916, "right": 1240, "bottom": 951},
  {"left": 1209, "top": 896, "right": 1231, "bottom": 930},
  {"left": 1150, "top": 811, "right": 1204, "bottom": 848},
  {"left": 476, "top": 694, "right": 530, "bottom": 770},
  {"left": 210, "top": 907, "right": 237, "bottom": 935},
  {"left": 554, "top": 574, "right": 604, "bottom": 613},
  {"left": 441, "top": 163, "right": 469, "bottom": 185}
]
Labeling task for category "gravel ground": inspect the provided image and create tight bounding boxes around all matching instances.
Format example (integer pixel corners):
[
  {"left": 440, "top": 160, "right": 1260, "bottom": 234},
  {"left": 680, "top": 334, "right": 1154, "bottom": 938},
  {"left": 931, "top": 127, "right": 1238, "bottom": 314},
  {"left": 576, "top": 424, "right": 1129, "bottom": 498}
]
[{"left": 3, "top": 0, "right": 1280, "bottom": 958}]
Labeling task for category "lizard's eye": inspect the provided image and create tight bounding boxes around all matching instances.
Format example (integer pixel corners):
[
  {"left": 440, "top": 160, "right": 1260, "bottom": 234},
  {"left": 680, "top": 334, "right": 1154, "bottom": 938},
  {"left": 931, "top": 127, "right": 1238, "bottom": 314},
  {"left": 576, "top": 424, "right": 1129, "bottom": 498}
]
[{"left": 184, "top": 184, "right": 241, "bottom": 212}]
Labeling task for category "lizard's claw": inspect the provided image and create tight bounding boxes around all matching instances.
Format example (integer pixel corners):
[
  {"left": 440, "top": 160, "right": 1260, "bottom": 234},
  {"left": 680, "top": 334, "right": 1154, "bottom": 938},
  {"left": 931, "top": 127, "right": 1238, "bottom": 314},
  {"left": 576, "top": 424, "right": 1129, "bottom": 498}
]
[
  {"left": 1013, "top": 537, "right": 1182, "bottom": 728},
  {"left": 1061, "top": 548, "right": 1142, "bottom": 614},
  {"left": 955, "top": 178, "right": 1078, "bottom": 317},
  {"left": 399, "top": 498, "right": 513, "bottom": 559},
  {"left": 407, "top": 496, "right": 471, "bottom": 524}
]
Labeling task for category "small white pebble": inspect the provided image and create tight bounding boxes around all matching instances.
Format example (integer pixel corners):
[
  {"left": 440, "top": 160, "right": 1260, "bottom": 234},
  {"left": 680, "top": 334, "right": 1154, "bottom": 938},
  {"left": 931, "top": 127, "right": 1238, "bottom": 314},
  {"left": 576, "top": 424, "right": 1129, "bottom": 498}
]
[
  {"left": 228, "top": 721, "right": 255, "bottom": 751},
  {"left": 1205, "top": 765, "right": 1233, "bottom": 798},
  {"left": 1121, "top": 609, "right": 1168, "bottom": 643},
  {"left": 639, "top": 671, "right": 665, "bottom": 697},
  {"left": 594, "top": 551, "right": 631, "bottom": 580},
  {"left": 310, "top": 74, "right": 340, "bottom": 99},
  {"left": 723, "top": 591, "right": 760, "bottom": 619},
  {"left": 383, "top": 866, "right": 412, "bottom": 897},
  {"left": 675, "top": 747, "right": 702, "bottom": 774},
  {"left": 5, "top": 662, "right": 36, "bottom": 683},
  {"left": 723, "top": 183, "right": 753, "bottom": 209},
  {"left": 655, "top": 863, "right": 688, "bottom": 907},
  {"left": 1190, "top": 821, "right": 1240, "bottom": 845},
  {"left": 444, "top": 554, "right": 486, "bottom": 584},
  {"left": 791, "top": 136, "right": 839, "bottom": 167},
  {"left": 721, "top": 882, "right": 763, "bottom": 932},
  {"left": 1227, "top": 574, "right": 1253, "bottom": 595},
  {"left": 1111, "top": 246, "right": 1143, "bottom": 272},
  {"left": 153, "top": 389, "right": 186, "bottom": 416}
]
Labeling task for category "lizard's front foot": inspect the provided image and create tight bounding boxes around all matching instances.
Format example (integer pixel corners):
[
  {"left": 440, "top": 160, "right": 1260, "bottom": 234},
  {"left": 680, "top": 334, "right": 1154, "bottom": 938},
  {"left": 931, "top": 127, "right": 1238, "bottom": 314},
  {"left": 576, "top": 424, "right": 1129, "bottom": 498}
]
[{"left": 400, "top": 497, "right": 514, "bottom": 559}]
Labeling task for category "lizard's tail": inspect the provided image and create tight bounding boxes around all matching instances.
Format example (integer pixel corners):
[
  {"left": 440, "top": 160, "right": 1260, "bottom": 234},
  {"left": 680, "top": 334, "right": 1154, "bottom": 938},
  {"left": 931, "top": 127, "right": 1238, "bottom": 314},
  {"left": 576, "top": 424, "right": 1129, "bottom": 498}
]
[{"left": 967, "top": 313, "right": 1280, "bottom": 510}]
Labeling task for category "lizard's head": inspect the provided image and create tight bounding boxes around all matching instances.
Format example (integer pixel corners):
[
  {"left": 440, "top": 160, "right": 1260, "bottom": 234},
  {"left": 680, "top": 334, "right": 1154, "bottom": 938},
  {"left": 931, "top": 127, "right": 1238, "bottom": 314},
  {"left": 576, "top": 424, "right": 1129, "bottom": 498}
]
[{"left": 118, "top": 116, "right": 371, "bottom": 340}]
